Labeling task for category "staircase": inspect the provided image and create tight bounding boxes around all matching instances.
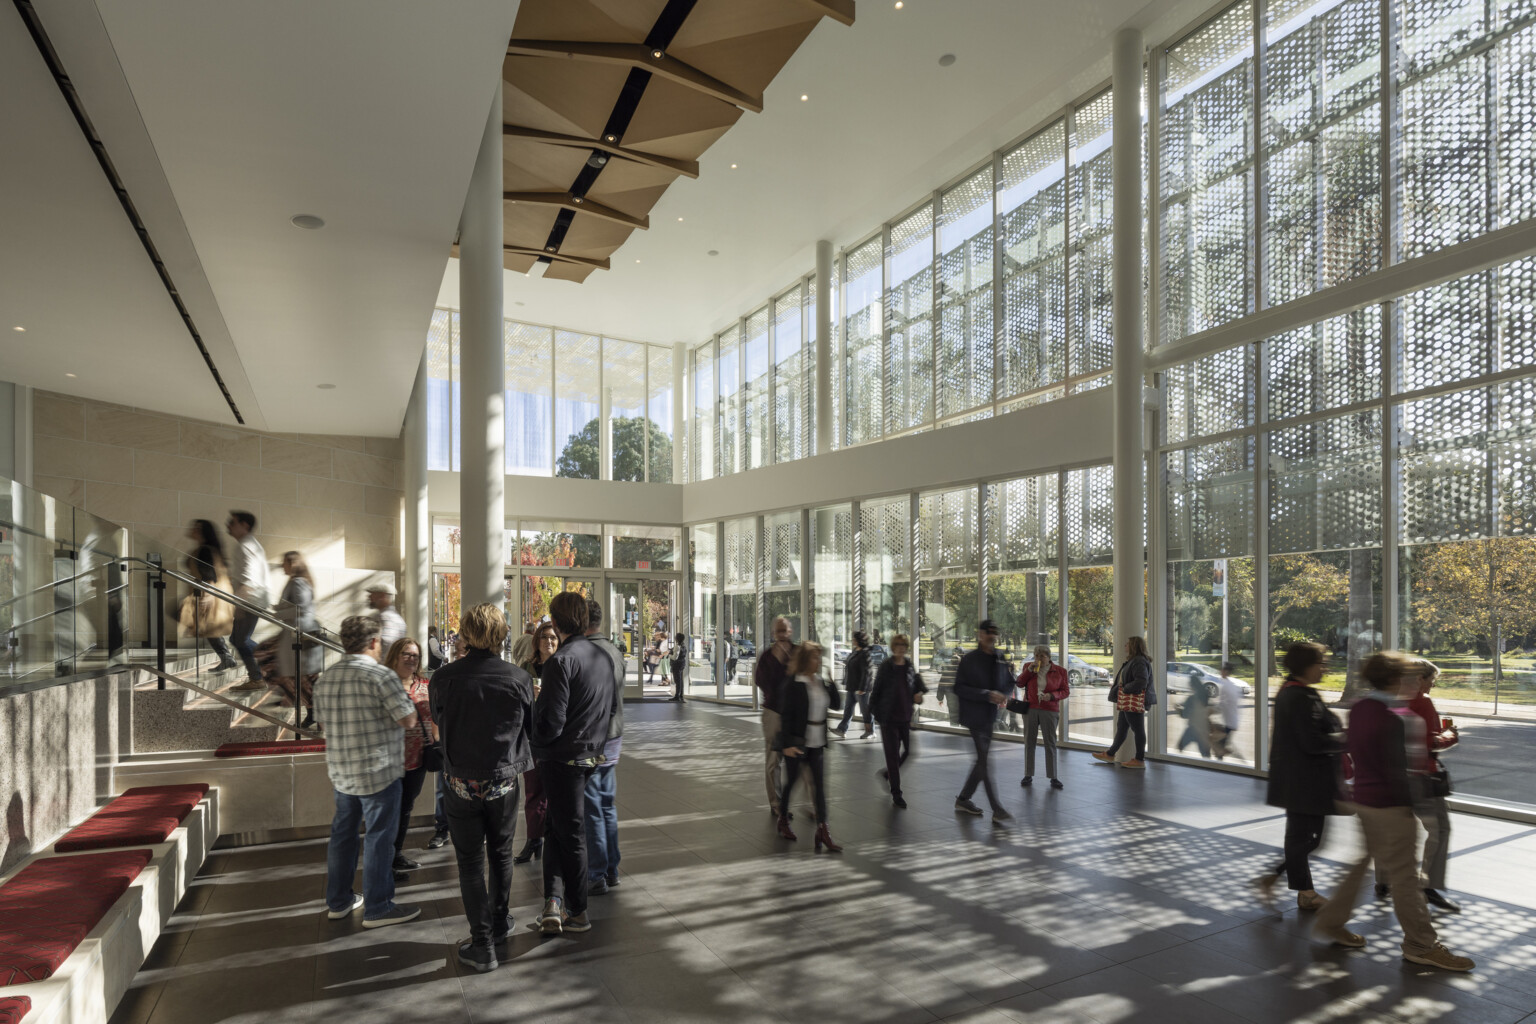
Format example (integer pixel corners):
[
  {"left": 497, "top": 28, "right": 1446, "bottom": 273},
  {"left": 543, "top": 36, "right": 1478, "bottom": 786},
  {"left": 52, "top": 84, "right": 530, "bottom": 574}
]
[{"left": 130, "top": 657, "right": 304, "bottom": 753}]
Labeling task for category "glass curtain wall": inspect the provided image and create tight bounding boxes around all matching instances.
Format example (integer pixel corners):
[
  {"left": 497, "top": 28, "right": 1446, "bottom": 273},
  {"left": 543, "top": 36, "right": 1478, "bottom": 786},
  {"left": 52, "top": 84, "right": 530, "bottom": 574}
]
[
  {"left": 765, "top": 511, "right": 803, "bottom": 644},
  {"left": 773, "top": 284, "right": 807, "bottom": 464},
  {"left": 506, "top": 321, "right": 554, "bottom": 476},
  {"left": 810, "top": 505, "right": 853, "bottom": 685},
  {"left": 887, "top": 205, "right": 934, "bottom": 434},
  {"left": 860, "top": 495, "right": 913, "bottom": 662},
  {"left": 690, "top": 524, "right": 719, "bottom": 696},
  {"left": 1063, "top": 467, "right": 1117, "bottom": 746},
  {"left": 426, "top": 310, "right": 454, "bottom": 471},
  {"left": 916, "top": 487, "right": 979, "bottom": 726},
  {"left": 722, "top": 516, "right": 757, "bottom": 701},
  {"left": 987, "top": 475, "right": 1061, "bottom": 737},
  {"left": 744, "top": 308, "right": 771, "bottom": 471}
]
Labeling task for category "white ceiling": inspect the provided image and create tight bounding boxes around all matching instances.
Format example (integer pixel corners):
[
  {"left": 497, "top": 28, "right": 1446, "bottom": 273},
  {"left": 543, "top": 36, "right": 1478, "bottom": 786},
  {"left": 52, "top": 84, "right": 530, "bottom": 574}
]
[
  {"left": 2, "top": 1, "right": 519, "bottom": 434},
  {"left": 438, "top": 0, "right": 1212, "bottom": 346}
]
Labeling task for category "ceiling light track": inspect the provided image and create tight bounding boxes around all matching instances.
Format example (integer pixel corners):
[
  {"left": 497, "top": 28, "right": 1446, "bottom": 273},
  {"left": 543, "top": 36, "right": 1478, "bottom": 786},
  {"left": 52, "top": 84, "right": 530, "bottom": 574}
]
[
  {"left": 500, "top": 127, "right": 700, "bottom": 178},
  {"left": 11, "top": 0, "right": 245, "bottom": 424},
  {"left": 504, "top": 246, "right": 609, "bottom": 271},
  {"left": 504, "top": 41, "right": 763, "bottom": 112},
  {"left": 505, "top": 192, "right": 648, "bottom": 230}
]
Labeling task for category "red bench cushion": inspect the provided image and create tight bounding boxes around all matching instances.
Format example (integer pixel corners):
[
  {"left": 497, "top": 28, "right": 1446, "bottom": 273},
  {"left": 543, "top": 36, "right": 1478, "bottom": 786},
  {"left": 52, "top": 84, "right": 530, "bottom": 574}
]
[
  {"left": 54, "top": 785, "right": 209, "bottom": 853},
  {"left": 0, "top": 996, "right": 31, "bottom": 1024},
  {"left": 0, "top": 850, "right": 152, "bottom": 985},
  {"left": 215, "top": 740, "right": 326, "bottom": 757}
]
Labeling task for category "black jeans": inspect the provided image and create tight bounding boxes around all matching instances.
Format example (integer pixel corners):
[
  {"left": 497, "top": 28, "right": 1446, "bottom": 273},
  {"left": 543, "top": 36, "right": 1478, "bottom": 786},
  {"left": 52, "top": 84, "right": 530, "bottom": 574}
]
[
  {"left": 395, "top": 764, "right": 429, "bottom": 857},
  {"left": 880, "top": 722, "right": 912, "bottom": 798},
  {"left": 1108, "top": 711, "right": 1147, "bottom": 760},
  {"left": 959, "top": 725, "right": 1001, "bottom": 810},
  {"left": 540, "top": 761, "right": 594, "bottom": 915},
  {"left": 444, "top": 779, "right": 520, "bottom": 946},
  {"left": 672, "top": 661, "right": 687, "bottom": 700},
  {"left": 780, "top": 746, "right": 828, "bottom": 823},
  {"left": 1274, "top": 811, "right": 1326, "bottom": 892},
  {"left": 836, "top": 689, "right": 870, "bottom": 731},
  {"left": 231, "top": 610, "right": 261, "bottom": 679}
]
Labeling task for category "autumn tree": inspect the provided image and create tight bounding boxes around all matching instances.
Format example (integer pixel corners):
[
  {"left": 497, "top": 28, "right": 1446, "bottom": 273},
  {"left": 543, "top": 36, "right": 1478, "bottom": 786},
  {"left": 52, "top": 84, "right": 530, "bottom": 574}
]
[{"left": 1409, "top": 538, "right": 1536, "bottom": 683}]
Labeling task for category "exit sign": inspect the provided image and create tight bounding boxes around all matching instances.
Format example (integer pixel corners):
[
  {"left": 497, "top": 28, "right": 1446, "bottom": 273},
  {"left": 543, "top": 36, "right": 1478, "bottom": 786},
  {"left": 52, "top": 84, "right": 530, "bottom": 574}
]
[{"left": 636, "top": 561, "right": 650, "bottom": 570}]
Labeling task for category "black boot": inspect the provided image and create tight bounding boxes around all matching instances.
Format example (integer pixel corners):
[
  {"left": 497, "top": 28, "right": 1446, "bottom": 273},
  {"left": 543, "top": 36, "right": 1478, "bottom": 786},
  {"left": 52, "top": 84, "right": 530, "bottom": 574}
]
[{"left": 513, "top": 837, "right": 543, "bottom": 864}]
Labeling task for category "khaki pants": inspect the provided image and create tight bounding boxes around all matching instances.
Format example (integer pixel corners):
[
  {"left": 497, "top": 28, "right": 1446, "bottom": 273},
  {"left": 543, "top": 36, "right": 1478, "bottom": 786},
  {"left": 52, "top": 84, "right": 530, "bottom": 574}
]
[
  {"left": 762, "top": 708, "right": 807, "bottom": 815},
  {"left": 1317, "top": 803, "right": 1439, "bottom": 957}
]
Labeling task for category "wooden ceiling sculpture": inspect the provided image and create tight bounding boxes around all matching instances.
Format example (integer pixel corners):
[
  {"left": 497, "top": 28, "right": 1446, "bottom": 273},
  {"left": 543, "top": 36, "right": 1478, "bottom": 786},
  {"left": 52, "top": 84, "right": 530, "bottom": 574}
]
[{"left": 498, "top": 0, "right": 854, "bottom": 282}]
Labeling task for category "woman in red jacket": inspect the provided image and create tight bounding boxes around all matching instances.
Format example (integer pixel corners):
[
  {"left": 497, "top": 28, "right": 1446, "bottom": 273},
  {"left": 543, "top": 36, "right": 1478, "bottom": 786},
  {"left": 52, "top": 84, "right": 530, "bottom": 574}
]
[{"left": 1016, "top": 646, "right": 1068, "bottom": 790}]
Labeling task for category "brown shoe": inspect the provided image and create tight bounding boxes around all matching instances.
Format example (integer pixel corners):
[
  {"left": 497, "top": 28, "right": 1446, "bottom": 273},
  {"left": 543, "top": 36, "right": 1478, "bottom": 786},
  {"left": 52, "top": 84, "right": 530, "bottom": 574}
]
[
  {"left": 1297, "top": 890, "right": 1326, "bottom": 912},
  {"left": 1119, "top": 759, "right": 1145, "bottom": 769},
  {"left": 1316, "top": 926, "right": 1365, "bottom": 948},
  {"left": 1092, "top": 752, "right": 1115, "bottom": 764},
  {"left": 1404, "top": 943, "right": 1474, "bottom": 972}
]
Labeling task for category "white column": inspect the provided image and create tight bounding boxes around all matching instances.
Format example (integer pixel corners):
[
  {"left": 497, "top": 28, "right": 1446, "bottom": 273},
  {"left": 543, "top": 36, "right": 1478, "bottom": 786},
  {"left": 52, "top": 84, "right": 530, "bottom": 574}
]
[
  {"left": 1112, "top": 27, "right": 1146, "bottom": 664},
  {"left": 458, "top": 85, "right": 505, "bottom": 610},
  {"left": 402, "top": 350, "right": 430, "bottom": 635},
  {"left": 672, "top": 342, "right": 686, "bottom": 483},
  {"left": 815, "top": 239, "right": 833, "bottom": 455}
]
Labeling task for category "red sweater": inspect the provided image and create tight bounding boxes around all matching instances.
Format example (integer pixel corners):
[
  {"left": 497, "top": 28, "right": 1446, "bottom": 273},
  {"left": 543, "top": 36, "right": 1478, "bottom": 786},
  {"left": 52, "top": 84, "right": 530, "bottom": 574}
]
[
  {"left": 1346, "top": 696, "right": 1413, "bottom": 808},
  {"left": 1408, "top": 693, "right": 1455, "bottom": 770},
  {"left": 1019, "top": 663, "right": 1070, "bottom": 712}
]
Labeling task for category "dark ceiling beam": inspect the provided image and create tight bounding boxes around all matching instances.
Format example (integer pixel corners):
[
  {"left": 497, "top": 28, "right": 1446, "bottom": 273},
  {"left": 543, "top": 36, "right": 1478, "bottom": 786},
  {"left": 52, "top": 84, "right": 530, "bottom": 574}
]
[
  {"left": 501, "top": 124, "right": 699, "bottom": 178},
  {"left": 793, "top": 0, "right": 856, "bottom": 26},
  {"left": 504, "top": 245, "right": 610, "bottom": 270},
  {"left": 505, "top": 41, "right": 763, "bottom": 112},
  {"left": 504, "top": 191, "right": 650, "bottom": 230}
]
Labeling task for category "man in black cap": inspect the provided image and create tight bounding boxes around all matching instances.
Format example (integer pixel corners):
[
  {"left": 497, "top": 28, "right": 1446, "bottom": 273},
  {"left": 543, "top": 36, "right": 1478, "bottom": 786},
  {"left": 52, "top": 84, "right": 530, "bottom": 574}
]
[{"left": 952, "top": 619, "right": 1013, "bottom": 825}]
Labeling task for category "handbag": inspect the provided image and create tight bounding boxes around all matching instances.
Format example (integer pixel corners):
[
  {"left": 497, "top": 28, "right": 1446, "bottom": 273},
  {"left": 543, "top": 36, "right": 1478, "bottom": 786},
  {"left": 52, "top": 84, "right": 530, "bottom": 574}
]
[
  {"left": 1116, "top": 691, "right": 1146, "bottom": 713},
  {"left": 1425, "top": 768, "right": 1451, "bottom": 798},
  {"left": 418, "top": 720, "right": 443, "bottom": 773}
]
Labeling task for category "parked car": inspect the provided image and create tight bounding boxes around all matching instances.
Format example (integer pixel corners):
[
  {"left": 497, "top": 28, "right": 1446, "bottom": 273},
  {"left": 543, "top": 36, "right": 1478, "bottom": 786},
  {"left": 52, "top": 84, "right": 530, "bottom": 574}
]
[
  {"left": 1066, "top": 654, "right": 1111, "bottom": 688},
  {"left": 1165, "top": 661, "right": 1253, "bottom": 699}
]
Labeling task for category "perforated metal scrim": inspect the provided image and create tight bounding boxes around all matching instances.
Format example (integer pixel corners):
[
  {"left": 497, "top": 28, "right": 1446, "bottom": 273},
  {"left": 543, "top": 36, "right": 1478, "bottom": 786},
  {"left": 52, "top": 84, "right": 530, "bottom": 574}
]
[
  {"left": 1065, "top": 467, "right": 1114, "bottom": 567},
  {"left": 724, "top": 518, "right": 757, "bottom": 591},
  {"left": 844, "top": 237, "right": 884, "bottom": 447},
  {"left": 693, "top": 523, "right": 718, "bottom": 589},
  {"left": 718, "top": 328, "right": 740, "bottom": 476},
  {"left": 917, "top": 489, "right": 976, "bottom": 576},
  {"left": 1263, "top": 0, "right": 1381, "bottom": 306},
  {"left": 1165, "top": 437, "right": 1255, "bottom": 562},
  {"left": 887, "top": 204, "right": 935, "bottom": 433},
  {"left": 743, "top": 307, "right": 771, "bottom": 472},
  {"left": 772, "top": 284, "right": 805, "bottom": 465},
  {"left": 693, "top": 341, "right": 715, "bottom": 481},
  {"left": 1164, "top": 344, "right": 1256, "bottom": 445},
  {"left": 1070, "top": 90, "right": 1115, "bottom": 378},
  {"left": 1001, "top": 121, "right": 1067, "bottom": 399},
  {"left": 766, "top": 512, "right": 801, "bottom": 589},
  {"left": 1265, "top": 306, "right": 1382, "bottom": 421},
  {"left": 861, "top": 498, "right": 910, "bottom": 577},
  {"left": 939, "top": 167, "right": 995, "bottom": 418},
  {"left": 1270, "top": 409, "right": 1382, "bottom": 553},
  {"left": 990, "top": 474, "right": 1060, "bottom": 571}
]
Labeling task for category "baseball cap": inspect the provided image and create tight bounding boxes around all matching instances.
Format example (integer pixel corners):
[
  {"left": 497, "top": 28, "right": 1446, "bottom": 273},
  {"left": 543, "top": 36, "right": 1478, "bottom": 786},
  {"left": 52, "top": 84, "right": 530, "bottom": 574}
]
[{"left": 978, "top": 618, "right": 1000, "bottom": 634}]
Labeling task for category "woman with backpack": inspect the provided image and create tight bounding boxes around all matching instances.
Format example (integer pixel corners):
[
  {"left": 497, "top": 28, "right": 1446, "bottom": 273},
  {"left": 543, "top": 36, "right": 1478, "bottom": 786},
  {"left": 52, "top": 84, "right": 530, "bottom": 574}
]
[{"left": 1094, "top": 636, "right": 1156, "bottom": 768}]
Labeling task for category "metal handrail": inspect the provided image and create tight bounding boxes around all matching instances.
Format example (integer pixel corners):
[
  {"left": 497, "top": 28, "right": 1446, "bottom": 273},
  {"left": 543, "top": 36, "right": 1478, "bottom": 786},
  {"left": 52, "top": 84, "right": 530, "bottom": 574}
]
[
  {"left": 0, "top": 565, "right": 108, "bottom": 615},
  {"left": 137, "top": 665, "right": 323, "bottom": 740},
  {"left": 123, "top": 558, "right": 345, "bottom": 654}
]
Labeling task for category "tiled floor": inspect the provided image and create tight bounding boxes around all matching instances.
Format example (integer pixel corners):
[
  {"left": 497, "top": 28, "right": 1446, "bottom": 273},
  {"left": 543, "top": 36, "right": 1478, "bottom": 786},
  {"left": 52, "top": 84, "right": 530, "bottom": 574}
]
[{"left": 111, "top": 702, "right": 1536, "bottom": 1024}]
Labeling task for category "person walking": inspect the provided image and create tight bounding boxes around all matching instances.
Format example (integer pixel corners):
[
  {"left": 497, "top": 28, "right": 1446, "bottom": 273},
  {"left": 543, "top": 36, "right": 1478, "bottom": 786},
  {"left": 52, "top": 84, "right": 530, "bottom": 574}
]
[
  {"left": 669, "top": 632, "right": 689, "bottom": 702},
  {"left": 384, "top": 637, "right": 434, "bottom": 883},
  {"left": 1017, "top": 645, "right": 1069, "bottom": 790},
  {"left": 868, "top": 634, "right": 926, "bottom": 808},
  {"left": 511, "top": 621, "right": 560, "bottom": 865},
  {"left": 953, "top": 619, "right": 1013, "bottom": 825},
  {"left": 832, "top": 630, "right": 874, "bottom": 739},
  {"left": 1093, "top": 636, "right": 1156, "bottom": 768},
  {"left": 1252, "top": 642, "right": 1344, "bottom": 913},
  {"left": 1175, "top": 674, "right": 1211, "bottom": 758},
  {"left": 1374, "top": 658, "right": 1461, "bottom": 912},
  {"left": 532, "top": 592, "right": 616, "bottom": 936},
  {"left": 774, "top": 642, "right": 843, "bottom": 851},
  {"left": 583, "top": 600, "right": 625, "bottom": 896},
  {"left": 181, "top": 519, "right": 238, "bottom": 671},
  {"left": 367, "top": 582, "right": 407, "bottom": 651},
  {"left": 429, "top": 603, "right": 536, "bottom": 973},
  {"left": 1211, "top": 663, "right": 1244, "bottom": 760},
  {"left": 315, "top": 615, "right": 420, "bottom": 928},
  {"left": 754, "top": 616, "right": 795, "bottom": 818},
  {"left": 1312, "top": 652, "right": 1474, "bottom": 971},
  {"left": 225, "top": 511, "right": 270, "bottom": 690},
  {"left": 271, "top": 551, "right": 324, "bottom": 729},
  {"left": 427, "top": 626, "right": 445, "bottom": 670}
]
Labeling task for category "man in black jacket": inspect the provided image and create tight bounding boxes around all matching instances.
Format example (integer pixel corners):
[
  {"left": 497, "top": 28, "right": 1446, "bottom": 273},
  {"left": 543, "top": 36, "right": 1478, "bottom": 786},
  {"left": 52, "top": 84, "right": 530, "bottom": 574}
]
[
  {"left": 833, "top": 630, "right": 874, "bottom": 739},
  {"left": 952, "top": 619, "right": 1014, "bottom": 825},
  {"left": 582, "top": 599, "right": 625, "bottom": 896},
  {"left": 428, "top": 603, "right": 535, "bottom": 973},
  {"left": 532, "top": 591, "right": 615, "bottom": 936}
]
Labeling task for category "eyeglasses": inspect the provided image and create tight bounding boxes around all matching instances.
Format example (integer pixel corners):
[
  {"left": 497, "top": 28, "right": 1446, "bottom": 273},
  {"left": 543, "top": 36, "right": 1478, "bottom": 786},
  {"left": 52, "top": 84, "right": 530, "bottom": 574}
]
[
  {"left": 538, "top": 635, "right": 559, "bottom": 644},
  {"left": 401, "top": 653, "right": 419, "bottom": 661}
]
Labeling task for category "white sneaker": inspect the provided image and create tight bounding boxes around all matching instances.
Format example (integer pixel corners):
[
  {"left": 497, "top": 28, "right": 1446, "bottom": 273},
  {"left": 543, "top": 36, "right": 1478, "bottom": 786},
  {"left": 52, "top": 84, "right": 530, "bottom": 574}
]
[
  {"left": 326, "top": 892, "right": 364, "bottom": 919},
  {"left": 539, "top": 898, "right": 564, "bottom": 934}
]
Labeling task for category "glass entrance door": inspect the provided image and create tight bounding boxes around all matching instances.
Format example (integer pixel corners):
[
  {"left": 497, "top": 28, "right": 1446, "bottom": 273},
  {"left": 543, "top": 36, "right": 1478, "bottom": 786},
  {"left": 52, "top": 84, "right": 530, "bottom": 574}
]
[{"left": 608, "top": 576, "right": 679, "bottom": 699}]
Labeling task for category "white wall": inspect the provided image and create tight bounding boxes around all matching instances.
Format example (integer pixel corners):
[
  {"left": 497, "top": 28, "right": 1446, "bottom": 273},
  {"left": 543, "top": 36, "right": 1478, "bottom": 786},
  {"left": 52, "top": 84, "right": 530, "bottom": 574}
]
[{"left": 426, "top": 387, "right": 1114, "bottom": 527}]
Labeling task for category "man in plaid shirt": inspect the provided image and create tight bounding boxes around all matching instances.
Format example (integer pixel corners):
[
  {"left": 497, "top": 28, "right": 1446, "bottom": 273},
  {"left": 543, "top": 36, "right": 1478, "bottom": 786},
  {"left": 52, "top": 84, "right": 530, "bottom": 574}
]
[{"left": 316, "top": 614, "right": 420, "bottom": 928}]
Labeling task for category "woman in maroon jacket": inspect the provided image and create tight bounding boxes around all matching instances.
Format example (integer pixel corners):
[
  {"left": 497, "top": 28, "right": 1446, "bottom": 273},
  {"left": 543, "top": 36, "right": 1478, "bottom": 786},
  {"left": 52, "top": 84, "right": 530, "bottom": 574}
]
[
  {"left": 1313, "top": 652, "right": 1473, "bottom": 972},
  {"left": 1016, "top": 646, "right": 1069, "bottom": 790},
  {"left": 869, "top": 634, "right": 927, "bottom": 808}
]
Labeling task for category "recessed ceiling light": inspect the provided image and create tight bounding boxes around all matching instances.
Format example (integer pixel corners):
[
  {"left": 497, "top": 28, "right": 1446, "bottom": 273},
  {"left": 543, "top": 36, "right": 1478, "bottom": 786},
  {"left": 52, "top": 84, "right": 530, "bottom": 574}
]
[
  {"left": 635, "top": 259, "right": 642, "bottom": 264},
  {"left": 571, "top": 196, "right": 584, "bottom": 204},
  {"left": 894, "top": 1, "right": 903, "bottom": 7},
  {"left": 651, "top": 48, "right": 664, "bottom": 58},
  {"left": 730, "top": 163, "right": 738, "bottom": 169},
  {"left": 11, "top": 326, "right": 23, "bottom": 332},
  {"left": 317, "top": 383, "right": 336, "bottom": 390},
  {"left": 708, "top": 249, "right": 719, "bottom": 256},
  {"left": 290, "top": 214, "right": 325, "bottom": 229},
  {"left": 585, "top": 153, "right": 608, "bottom": 169},
  {"left": 677, "top": 217, "right": 684, "bottom": 222},
  {"left": 604, "top": 134, "right": 617, "bottom": 143},
  {"left": 801, "top": 94, "right": 809, "bottom": 101},
  {"left": 938, "top": 53, "right": 957, "bottom": 66},
  {"left": 65, "top": 372, "right": 76, "bottom": 378}
]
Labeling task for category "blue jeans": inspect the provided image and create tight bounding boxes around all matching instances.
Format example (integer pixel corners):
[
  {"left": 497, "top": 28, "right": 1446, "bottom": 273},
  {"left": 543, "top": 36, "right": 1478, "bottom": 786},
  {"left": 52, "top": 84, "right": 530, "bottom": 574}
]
[
  {"left": 326, "top": 778, "right": 402, "bottom": 919},
  {"left": 584, "top": 763, "right": 619, "bottom": 882}
]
